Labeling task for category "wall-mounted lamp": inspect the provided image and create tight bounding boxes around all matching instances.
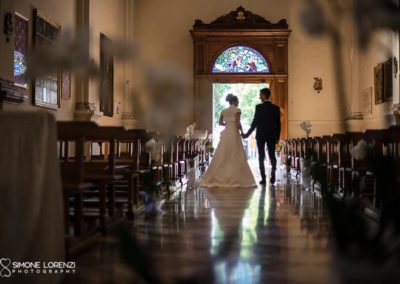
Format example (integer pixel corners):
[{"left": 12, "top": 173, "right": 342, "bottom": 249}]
[{"left": 313, "top": 77, "right": 323, "bottom": 93}]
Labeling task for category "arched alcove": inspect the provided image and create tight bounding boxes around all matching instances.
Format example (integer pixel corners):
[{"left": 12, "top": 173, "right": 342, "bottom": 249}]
[{"left": 190, "top": 6, "right": 291, "bottom": 139}]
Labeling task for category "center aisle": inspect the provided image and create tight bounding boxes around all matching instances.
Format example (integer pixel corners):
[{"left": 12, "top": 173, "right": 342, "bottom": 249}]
[
  {"left": 67, "top": 164, "right": 336, "bottom": 283},
  {"left": 131, "top": 165, "right": 336, "bottom": 284}
]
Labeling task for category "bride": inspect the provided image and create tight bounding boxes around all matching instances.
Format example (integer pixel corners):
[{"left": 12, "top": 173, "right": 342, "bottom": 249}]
[{"left": 199, "top": 94, "right": 256, "bottom": 188}]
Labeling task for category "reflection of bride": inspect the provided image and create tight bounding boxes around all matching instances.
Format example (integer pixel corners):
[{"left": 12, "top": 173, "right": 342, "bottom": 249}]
[
  {"left": 199, "top": 94, "right": 256, "bottom": 188},
  {"left": 205, "top": 187, "right": 257, "bottom": 283}
]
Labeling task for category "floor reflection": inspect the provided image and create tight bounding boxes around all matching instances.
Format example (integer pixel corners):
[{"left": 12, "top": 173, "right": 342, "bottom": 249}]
[
  {"left": 206, "top": 187, "right": 259, "bottom": 283},
  {"left": 67, "top": 171, "right": 337, "bottom": 284}
]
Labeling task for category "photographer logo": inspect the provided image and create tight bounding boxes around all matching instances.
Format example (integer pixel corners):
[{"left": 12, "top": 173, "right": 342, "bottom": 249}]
[
  {"left": 0, "top": 258, "right": 12, "bottom": 278},
  {"left": 0, "top": 258, "right": 76, "bottom": 278}
]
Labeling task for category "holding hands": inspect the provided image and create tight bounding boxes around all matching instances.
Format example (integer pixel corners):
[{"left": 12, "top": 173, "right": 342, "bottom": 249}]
[{"left": 241, "top": 132, "right": 249, "bottom": 139}]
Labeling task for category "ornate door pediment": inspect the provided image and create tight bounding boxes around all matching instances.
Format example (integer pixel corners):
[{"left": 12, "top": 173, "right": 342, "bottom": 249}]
[{"left": 190, "top": 6, "right": 291, "bottom": 139}]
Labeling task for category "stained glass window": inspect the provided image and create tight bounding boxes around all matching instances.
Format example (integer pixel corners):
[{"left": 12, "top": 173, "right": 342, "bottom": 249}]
[
  {"left": 14, "top": 13, "right": 29, "bottom": 88},
  {"left": 14, "top": 51, "right": 26, "bottom": 76},
  {"left": 212, "top": 46, "right": 269, "bottom": 73}
]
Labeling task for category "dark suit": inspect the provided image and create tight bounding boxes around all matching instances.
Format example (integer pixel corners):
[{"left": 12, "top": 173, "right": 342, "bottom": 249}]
[{"left": 246, "top": 101, "right": 281, "bottom": 180}]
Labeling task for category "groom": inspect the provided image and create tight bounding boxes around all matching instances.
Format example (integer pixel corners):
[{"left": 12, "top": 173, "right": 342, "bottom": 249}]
[{"left": 242, "top": 88, "right": 281, "bottom": 185}]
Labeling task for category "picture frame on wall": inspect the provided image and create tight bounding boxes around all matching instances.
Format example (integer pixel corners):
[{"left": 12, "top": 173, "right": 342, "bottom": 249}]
[
  {"left": 61, "top": 71, "right": 71, "bottom": 100},
  {"left": 384, "top": 58, "right": 393, "bottom": 101},
  {"left": 374, "top": 63, "right": 384, "bottom": 105},
  {"left": 14, "top": 12, "right": 29, "bottom": 89},
  {"left": 99, "top": 33, "right": 114, "bottom": 117},
  {"left": 32, "top": 9, "right": 61, "bottom": 109}
]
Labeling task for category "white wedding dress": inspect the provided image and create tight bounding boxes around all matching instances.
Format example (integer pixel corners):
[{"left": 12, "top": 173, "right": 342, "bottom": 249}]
[{"left": 199, "top": 105, "right": 256, "bottom": 188}]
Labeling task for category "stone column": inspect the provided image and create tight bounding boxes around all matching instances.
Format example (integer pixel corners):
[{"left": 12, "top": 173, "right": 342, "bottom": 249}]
[
  {"left": 74, "top": 0, "right": 102, "bottom": 121},
  {"left": 345, "top": 1, "right": 363, "bottom": 131},
  {"left": 121, "top": 0, "right": 138, "bottom": 129}
]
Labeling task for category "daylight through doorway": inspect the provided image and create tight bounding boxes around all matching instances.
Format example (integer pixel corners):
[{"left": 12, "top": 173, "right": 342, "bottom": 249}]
[{"left": 212, "top": 83, "right": 269, "bottom": 160}]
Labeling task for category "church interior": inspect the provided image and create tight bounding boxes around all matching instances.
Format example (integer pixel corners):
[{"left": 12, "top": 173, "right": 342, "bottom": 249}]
[{"left": 1, "top": 0, "right": 400, "bottom": 283}]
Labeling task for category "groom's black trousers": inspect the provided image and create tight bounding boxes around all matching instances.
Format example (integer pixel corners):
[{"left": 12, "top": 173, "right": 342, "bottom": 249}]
[{"left": 257, "top": 138, "right": 277, "bottom": 180}]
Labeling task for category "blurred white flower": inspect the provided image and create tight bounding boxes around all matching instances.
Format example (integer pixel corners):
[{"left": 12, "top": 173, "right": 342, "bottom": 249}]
[
  {"left": 26, "top": 31, "right": 138, "bottom": 80},
  {"left": 142, "top": 64, "right": 191, "bottom": 135},
  {"left": 300, "top": 0, "right": 328, "bottom": 36},
  {"left": 350, "top": 139, "right": 369, "bottom": 160},
  {"left": 151, "top": 143, "right": 162, "bottom": 163},
  {"left": 354, "top": 0, "right": 400, "bottom": 48},
  {"left": 145, "top": 138, "right": 156, "bottom": 153},
  {"left": 184, "top": 123, "right": 196, "bottom": 140},
  {"left": 26, "top": 30, "right": 99, "bottom": 79},
  {"left": 102, "top": 37, "right": 139, "bottom": 61},
  {"left": 300, "top": 121, "right": 312, "bottom": 137},
  {"left": 301, "top": 0, "right": 400, "bottom": 49},
  {"left": 144, "top": 138, "right": 162, "bottom": 163},
  {"left": 143, "top": 108, "right": 173, "bottom": 132}
]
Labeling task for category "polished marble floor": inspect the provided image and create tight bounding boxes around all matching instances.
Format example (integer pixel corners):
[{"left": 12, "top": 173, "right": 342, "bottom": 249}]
[{"left": 65, "top": 163, "right": 338, "bottom": 284}]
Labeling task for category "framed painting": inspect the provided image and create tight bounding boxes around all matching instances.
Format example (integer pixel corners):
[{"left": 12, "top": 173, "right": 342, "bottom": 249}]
[
  {"left": 384, "top": 58, "right": 393, "bottom": 101},
  {"left": 14, "top": 12, "right": 29, "bottom": 89},
  {"left": 61, "top": 71, "right": 71, "bottom": 100},
  {"left": 99, "top": 33, "right": 114, "bottom": 117},
  {"left": 32, "top": 9, "right": 61, "bottom": 109},
  {"left": 374, "top": 63, "right": 384, "bottom": 105}
]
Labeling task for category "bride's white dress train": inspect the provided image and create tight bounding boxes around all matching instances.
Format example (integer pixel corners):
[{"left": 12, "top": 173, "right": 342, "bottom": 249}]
[{"left": 198, "top": 106, "right": 256, "bottom": 188}]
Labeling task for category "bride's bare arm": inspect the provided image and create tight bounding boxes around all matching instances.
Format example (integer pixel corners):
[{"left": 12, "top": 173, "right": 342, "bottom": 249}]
[
  {"left": 218, "top": 112, "right": 225, "bottom": 126},
  {"left": 236, "top": 112, "right": 243, "bottom": 134}
]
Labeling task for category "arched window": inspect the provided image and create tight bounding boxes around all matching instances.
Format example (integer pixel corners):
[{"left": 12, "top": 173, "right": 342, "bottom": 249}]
[{"left": 212, "top": 45, "right": 269, "bottom": 73}]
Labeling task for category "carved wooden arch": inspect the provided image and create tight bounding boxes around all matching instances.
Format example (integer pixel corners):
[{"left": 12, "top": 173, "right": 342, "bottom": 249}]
[
  {"left": 190, "top": 6, "right": 291, "bottom": 139},
  {"left": 209, "top": 43, "right": 272, "bottom": 74}
]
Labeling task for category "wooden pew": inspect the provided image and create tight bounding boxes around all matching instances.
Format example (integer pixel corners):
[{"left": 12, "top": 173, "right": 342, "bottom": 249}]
[
  {"left": 171, "top": 136, "right": 181, "bottom": 183},
  {"left": 160, "top": 136, "right": 176, "bottom": 192},
  {"left": 57, "top": 122, "right": 101, "bottom": 256},
  {"left": 177, "top": 137, "right": 187, "bottom": 184},
  {"left": 282, "top": 126, "right": 400, "bottom": 218},
  {"left": 293, "top": 138, "right": 302, "bottom": 176},
  {"left": 86, "top": 126, "right": 143, "bottom": 222},
  {"left": 287, "top": 139, "right": 295, "bottom": 169},
  {"left": 58, "top": 122, "right": 133, "bottom": 234},
  {"left": 327, "top": 134, "right": 342, "bottom": 192},
  {"left": 311, "top": 136, "right": 328, "bottom": 190},
  {"left": 309, "top": 136, "right": 320, "bottom": 164},
  {"left": 338, "top": 132, "right": 363, "bottom": 197},
  {"left": 363, "top": 128, "right": 394, "bottom": 210},
  {"left": 115, "top": 129, "right": 151, "bottom": 208},
  {"left": 117, "top": 129, "right": 183, "bottom": 208}
]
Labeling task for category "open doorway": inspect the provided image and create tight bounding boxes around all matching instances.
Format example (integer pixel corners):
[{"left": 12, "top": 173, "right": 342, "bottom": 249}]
[{"left": 213, "top": 83, "right": 269, "bottom": 160}]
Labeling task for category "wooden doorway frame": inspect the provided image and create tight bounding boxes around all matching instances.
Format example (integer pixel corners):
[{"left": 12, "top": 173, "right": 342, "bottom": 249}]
[{"left": 190, "top": 6, "right": 291, "bottom": 139}]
